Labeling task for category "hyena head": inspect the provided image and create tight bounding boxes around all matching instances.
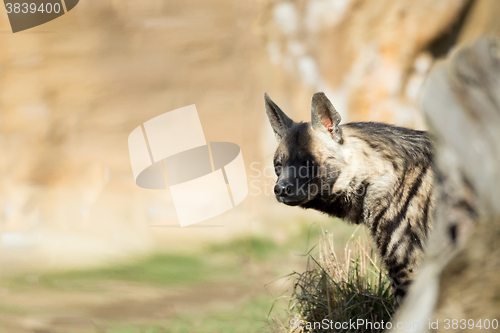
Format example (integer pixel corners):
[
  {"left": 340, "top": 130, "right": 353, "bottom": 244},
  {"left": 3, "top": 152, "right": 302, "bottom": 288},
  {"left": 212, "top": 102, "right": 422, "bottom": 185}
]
[{"left": 265, "top": 92, "right": 346, "bottom": 207}]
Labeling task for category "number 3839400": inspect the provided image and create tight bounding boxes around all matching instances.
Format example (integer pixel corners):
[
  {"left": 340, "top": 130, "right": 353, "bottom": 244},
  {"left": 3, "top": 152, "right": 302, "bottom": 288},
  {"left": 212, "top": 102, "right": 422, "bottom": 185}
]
[
  {"left": 5, "top": 3, "right": 62, "bottom": 14},
  {"left": 443, "top": 319, "right": 498, "bottom": 330}
]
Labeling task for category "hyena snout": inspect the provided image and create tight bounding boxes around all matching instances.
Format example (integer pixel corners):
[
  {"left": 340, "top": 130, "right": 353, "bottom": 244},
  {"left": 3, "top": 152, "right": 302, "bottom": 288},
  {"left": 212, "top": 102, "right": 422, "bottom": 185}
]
[
  {"left": 273, "top": 178, "right": 309, "bottom": 206},
  {"left": 274, "top": 181, "right": 294, "bottom": 196}
]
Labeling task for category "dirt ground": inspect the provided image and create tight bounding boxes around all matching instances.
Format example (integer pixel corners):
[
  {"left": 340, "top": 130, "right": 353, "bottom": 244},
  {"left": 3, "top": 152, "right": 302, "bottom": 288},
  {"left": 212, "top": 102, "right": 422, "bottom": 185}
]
[
  {"left": 0, "top": 281, "right": 250, "bottom": 332},
  {"left": 0, "top": 258, "right": 296, "bottom": 333}
]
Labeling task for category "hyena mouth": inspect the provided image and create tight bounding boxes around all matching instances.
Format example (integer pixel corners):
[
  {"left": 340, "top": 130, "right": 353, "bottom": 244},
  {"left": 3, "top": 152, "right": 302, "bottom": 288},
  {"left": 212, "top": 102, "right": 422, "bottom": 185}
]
[{"left": 276, "top": 195, "right": 306, "bottom": 206}]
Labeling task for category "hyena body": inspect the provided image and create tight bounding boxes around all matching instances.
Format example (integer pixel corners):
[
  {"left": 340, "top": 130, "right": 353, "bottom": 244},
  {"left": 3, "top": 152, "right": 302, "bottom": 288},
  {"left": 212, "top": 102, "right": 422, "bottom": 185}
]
[{"left": 265, "top": 92, "right": 435, "bottom": 303}]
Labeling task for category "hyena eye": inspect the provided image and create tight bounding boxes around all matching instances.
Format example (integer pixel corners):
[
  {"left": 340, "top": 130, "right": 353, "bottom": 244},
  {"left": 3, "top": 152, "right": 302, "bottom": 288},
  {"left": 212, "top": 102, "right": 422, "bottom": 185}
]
[{"left": 275, "top": 162, "right": 282, "bottom": 176}]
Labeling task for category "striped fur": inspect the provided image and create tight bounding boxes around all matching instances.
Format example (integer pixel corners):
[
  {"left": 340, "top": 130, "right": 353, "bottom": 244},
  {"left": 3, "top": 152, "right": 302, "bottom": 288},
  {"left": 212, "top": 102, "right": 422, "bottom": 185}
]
[{"left": 265, "top": 92, "right": 435, "bottom": 304}]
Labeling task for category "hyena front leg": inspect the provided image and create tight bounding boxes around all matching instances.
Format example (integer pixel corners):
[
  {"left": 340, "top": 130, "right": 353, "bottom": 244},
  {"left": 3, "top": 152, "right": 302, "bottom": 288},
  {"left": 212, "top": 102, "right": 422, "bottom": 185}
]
[
  {"left": 386, "top": 250, "right": 422, "bottom": 304},
  {"left": 375, "top": 223, "right": 428, "bottom": 305},
  {"left": 372, "top": 213, "right": 430, "bottom": 304}
]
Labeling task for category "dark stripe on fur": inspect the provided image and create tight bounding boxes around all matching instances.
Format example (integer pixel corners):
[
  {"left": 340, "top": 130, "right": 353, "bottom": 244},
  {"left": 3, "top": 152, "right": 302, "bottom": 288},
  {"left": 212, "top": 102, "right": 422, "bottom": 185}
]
[
  {"left": 422, "top": 195, "right": 432, "bottom": 238},
  {"left": 381, "top": 165, "right": 428, "bottom": 257}
]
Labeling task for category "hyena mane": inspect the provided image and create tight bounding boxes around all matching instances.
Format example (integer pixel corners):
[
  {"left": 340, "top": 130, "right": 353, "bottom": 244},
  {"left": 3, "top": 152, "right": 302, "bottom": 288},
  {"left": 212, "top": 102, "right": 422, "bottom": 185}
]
[{"left": 265, "top": 92, "right": 435, "bottom": 304}]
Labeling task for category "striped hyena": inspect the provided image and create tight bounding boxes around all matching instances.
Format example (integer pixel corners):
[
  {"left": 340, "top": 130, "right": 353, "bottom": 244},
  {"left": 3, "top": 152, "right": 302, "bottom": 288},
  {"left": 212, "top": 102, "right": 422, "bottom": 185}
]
[{"left": 265, "top": 92, "right": 435, "bottom": 304}]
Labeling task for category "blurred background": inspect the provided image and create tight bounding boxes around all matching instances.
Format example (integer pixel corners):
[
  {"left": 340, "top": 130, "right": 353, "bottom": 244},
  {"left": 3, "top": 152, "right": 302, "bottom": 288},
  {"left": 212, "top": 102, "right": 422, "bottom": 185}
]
[{"left": 0, "top": 0, "right": 499, "bottom": 332}]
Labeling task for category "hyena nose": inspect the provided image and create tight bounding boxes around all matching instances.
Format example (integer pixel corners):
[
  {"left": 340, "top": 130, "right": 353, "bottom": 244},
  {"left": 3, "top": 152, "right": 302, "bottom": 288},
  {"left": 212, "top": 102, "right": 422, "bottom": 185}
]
[{"left": 274, "top": 183, "right": 294, "bottom": 196}]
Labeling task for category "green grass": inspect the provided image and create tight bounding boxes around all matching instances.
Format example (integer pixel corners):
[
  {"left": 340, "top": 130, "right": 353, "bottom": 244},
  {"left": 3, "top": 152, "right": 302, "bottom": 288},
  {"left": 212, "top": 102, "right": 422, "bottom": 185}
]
[
  {"left": 43, "top": 253, "right": 216, "bottom": 286},
  {"left": 3, "top": 252, "right": 241, "bottom": 292},
  {"left": 7, "top": 232, "right": 290, "bottom": 291},
  {"left": 33, "top": 233, "right": 286, "bottom": 290},
  {"left": 208, "top": 235, "right": 278, "bottom": 261}
]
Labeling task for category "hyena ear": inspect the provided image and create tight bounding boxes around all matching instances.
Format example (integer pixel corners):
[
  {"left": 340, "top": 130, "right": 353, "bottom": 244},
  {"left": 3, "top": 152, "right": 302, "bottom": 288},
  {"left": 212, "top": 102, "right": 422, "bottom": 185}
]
[
  {"left": 265, "top": 93, "right": 294, "bottom": 141},
  {"left": 310, "top": 92, "right": 343, "bottom": 143}
]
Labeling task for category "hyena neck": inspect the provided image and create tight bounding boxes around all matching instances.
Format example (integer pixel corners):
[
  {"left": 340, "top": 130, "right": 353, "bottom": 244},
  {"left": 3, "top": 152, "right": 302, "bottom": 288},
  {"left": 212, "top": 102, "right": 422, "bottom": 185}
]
[{"left": 299, "top": 179, "right": 373, "bottom": 225}]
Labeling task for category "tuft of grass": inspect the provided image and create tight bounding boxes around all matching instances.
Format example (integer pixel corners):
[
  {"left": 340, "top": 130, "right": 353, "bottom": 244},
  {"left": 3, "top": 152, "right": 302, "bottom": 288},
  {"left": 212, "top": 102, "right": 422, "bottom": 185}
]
[{"left": 276, "top": 227, "right": 396, "bottom": 333}]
